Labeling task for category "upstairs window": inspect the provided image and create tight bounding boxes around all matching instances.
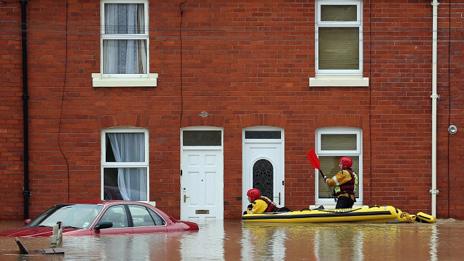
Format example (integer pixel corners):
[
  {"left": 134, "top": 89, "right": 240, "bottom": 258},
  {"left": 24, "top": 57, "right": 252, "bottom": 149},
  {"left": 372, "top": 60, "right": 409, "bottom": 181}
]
[
  {"left": 316, "top": 0, "right": 362, "bottom": 75},
  {"left": 310, "top": 0, "right": 368, "bottom": 87},
  {"left": 102, "top": 1, "right": 148, "bottom": 75},
  {"left": 94, "top": 0, "right": 157, "bottom": 87}
]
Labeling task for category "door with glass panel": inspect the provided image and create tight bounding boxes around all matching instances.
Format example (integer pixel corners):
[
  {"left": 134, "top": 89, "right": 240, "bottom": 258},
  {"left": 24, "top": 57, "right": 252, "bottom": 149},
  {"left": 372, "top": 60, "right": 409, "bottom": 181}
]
[
  {"left": 101, "top": 129, "right": 149, "bottom": 201},
  {"left": 315, "top": 128, "right": 362, "bottom": 206},
  {"left": 181, "top": 128, "right": 224, "bottom": 221},
  {"left": 242, "top": 127, "right": 285, "bottom": 212}
]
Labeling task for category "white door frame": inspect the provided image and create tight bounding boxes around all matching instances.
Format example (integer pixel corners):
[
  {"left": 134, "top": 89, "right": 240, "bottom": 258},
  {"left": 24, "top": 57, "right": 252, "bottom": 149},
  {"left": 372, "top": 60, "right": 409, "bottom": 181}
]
[
  {"left": 180, "top": 126, "right": 224, "bottom": 220},
  {"left": 242, "top": 126, "right": 285, "bottom": 211}
]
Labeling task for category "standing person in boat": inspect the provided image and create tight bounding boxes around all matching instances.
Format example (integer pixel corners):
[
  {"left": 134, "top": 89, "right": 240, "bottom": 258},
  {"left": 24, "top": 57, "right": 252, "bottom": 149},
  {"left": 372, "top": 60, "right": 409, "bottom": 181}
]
[
  {"left": 244, "top": 188, "right": 288, "bottom": 214},
  {"left": 325, "top": 156, "right": 358, "bottom": 209}
]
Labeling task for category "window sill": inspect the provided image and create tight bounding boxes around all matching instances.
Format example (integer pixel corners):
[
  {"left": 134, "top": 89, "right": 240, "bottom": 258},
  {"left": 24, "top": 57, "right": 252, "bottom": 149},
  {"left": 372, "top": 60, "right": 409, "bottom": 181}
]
[
  {"left": 309, "top": 204, "right": 365, "bottom": 210},
  {"left": 309, "top": 76, "right": 369, "bottom": 87},
  {"left": 92, "top": 73, "right": 158, "bottom": 87}
]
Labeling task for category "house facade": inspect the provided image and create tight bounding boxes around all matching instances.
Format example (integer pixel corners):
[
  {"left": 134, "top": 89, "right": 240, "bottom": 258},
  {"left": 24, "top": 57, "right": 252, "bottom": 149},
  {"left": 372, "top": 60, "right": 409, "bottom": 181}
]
[{"left": 1, "top": 0, "right": 463, "bottom": 220}]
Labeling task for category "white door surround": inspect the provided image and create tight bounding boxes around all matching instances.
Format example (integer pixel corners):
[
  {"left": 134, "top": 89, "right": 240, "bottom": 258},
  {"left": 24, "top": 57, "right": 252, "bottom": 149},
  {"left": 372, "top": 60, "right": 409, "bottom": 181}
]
[
  {"left": 242, "top": 127, "right": 285, "bottom": 212},
  {"left": 180, "top": 127, "right": 224, "bottom": 221}
]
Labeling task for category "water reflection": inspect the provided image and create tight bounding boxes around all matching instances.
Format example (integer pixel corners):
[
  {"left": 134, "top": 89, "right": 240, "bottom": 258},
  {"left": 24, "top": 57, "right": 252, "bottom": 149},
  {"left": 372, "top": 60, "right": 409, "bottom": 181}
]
[
  {"left": 180, "top": 220, "right": 224, "bottom": 260},
  {"left": 240, "top": 221, "right": 461, "bottom": 261},
  {"left": 1, "top": 219, "right": 464, "bottom": 260}
]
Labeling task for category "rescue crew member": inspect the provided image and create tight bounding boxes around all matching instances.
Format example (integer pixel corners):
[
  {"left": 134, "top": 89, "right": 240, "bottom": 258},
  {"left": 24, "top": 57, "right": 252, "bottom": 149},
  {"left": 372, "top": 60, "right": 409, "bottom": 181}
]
[
  {"left": 245, "top": 188, "right": 278, "bottom": 214},
  {"left": 325, "top": 156, "right": 358, "bottom": 209}
]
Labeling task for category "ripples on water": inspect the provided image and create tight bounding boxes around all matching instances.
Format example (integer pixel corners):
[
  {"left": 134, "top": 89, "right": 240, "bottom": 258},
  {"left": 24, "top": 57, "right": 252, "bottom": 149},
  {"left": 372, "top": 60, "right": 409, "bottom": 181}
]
[{"left": 1, "top": 219, "right": 463, "bottom": 260}]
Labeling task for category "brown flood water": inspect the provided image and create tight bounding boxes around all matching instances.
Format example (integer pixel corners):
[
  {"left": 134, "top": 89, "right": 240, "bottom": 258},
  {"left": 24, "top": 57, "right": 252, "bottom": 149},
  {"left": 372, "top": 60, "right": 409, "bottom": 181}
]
[{"left": 0, "top": 219, "right": 463, "bottom": 260}]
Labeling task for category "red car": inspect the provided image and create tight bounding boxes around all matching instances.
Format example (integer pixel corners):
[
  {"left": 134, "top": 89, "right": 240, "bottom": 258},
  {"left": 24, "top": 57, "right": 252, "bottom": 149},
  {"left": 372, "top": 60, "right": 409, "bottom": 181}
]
[{"left": 0, "top": 201, "right": 198, "bottom": 237}]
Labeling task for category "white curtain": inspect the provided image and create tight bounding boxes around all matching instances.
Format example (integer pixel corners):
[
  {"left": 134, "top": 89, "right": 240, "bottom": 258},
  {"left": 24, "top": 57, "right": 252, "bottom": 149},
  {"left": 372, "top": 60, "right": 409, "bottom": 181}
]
[
  {"left": 104, "top": 4, "right": 147, "bottom": 74},
  {"left": 108, "top": 133, "right": 147, "bottom": 201}
]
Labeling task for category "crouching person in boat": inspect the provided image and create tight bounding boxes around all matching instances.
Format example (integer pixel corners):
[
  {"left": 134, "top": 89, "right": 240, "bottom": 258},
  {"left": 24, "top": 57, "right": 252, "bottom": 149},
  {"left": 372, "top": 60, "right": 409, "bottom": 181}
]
[
  {"left": 244, "top": 188, "right": 289, "bottom": 214},
  {"left": 325, "top": 156, "right": 358, "bottom": 209}
]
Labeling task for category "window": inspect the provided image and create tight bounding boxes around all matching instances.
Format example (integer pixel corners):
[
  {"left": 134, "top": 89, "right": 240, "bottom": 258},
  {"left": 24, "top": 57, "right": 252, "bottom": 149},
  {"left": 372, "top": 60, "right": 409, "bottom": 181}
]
[
  {"left": 93, "top": 0, "right": 158, "bottom": 87},
  {"left": 182, "top": 130, "right": 222, "bottom": 146},
  {"left": 310, "top": 0, "right": 368, "bottom": 87},
  {"left": 315, "top": 128, "right": 362, "bottom": 205},
  {"left": 128, "top": 205, "right": 165, "bottom": 226},
  {"left": 100, "top": 205, "right": 129, "bottom": 228},
  {"left": 102, "top": 129, "right": 149, "bottom": 201},
  {"left": 245, "top": 131, "right": 281, "bottom": 139}
]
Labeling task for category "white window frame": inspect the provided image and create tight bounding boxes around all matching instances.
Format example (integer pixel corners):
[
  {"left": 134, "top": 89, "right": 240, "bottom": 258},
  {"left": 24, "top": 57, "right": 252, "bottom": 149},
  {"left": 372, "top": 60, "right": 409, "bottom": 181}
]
[
  {"left": 101, "top": 128, "right": 150, "bottom": 201},
  {"left": 93, "top": 0, "right": 158, "bottom": 87},
  {"left": 314, "top": 127, "right": 363, "bottom": 206},
  {"left": 310, "top": 0, "right": 368, "bottom": 87}
]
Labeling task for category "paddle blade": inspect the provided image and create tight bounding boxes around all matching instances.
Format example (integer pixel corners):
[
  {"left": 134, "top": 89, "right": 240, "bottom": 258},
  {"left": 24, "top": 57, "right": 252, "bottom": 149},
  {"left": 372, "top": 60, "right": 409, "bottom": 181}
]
[{"left": 306, "top": 149, "right": 320, "bottom": 170}]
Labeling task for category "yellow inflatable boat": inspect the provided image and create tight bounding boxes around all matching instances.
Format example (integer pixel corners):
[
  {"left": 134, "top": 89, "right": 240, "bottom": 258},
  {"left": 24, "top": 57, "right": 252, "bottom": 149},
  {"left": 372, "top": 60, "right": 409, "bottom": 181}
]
[{"left": 242, "top": 205, "right": 430, "bottom": 223}]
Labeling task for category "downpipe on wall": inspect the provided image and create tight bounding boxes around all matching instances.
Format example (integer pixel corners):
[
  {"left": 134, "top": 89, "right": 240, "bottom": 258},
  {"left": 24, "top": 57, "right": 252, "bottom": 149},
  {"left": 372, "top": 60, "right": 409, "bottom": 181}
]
[
  {"left": 20, "top": 0, "right": 30, "bottom": 219},
  {"left": 430, "top": 0, "right": 439, "bottom": 217}
]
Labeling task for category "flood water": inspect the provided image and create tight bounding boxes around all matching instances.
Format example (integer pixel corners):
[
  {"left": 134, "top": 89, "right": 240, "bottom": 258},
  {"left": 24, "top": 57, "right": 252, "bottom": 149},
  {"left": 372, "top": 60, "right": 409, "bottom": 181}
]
[{"left": 1, "top": 219, "right": 463, "bottom": 260}]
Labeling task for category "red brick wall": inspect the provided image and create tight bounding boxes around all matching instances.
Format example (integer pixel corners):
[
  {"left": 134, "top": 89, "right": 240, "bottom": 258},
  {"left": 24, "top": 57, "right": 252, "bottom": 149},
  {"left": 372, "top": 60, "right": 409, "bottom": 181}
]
[
  {"left": 0, "top": 2, "right": 24, "bottom": 219},
  {"left": 447, "top": 1, "right": 464, "bottom": 219},
  {"left": 368, "top": 1, "right": 434, "bottom": 211},
  {"left": 1, "top": 0, "right": 463, "bottom": 220}
]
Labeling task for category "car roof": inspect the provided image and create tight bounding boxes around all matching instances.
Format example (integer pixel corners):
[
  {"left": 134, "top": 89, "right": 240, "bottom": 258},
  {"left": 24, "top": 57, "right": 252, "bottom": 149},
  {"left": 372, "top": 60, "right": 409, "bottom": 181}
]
[{"left": 57, "top": 201, "right": 155, "bottom": 208}]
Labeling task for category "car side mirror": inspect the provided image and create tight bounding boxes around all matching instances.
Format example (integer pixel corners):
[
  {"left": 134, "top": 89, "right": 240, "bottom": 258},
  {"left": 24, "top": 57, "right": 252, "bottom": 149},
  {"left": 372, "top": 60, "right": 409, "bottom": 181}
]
[
  {"left": 24, "top": 219, "right": 31, "bottom": 225},
  {"left": 94, "top": 222, "right": 113, "bottom": 230}
]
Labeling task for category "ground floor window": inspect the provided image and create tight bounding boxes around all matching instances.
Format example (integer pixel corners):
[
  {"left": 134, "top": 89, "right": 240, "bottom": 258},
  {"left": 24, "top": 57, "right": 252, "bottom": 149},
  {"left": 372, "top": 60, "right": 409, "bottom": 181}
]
[
  {"left": 101, "top": 128, "right": 149, "bottom": 201},
  {"left": 315, "top": 127, "right": 362, "bottom": 205}
]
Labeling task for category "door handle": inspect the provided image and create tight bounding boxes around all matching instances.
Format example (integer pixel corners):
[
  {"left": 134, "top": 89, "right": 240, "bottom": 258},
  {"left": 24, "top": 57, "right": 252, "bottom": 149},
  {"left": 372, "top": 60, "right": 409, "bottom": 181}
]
[
  {"left": 278, "top": 192, "right": 281, "bottom": 205},
  {"left": 182, "top": 187, "right": 189, "bottom": 203}
]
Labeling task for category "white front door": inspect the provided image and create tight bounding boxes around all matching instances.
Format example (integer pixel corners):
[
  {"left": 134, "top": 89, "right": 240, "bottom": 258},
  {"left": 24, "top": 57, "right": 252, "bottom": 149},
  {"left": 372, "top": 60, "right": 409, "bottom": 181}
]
[
  {"left": 181, "top": 128, "right": 223, "bottom": 221},
  {"left": 242, "top": 127, "right": 285, "bottom": 212}
]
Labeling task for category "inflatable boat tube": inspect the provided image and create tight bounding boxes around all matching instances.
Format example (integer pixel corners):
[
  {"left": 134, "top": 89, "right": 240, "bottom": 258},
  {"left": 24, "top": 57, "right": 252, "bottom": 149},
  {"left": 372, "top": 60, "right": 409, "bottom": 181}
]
[
  {"left": 415, "top": 212, "right": 436, "bottom": 223},
  {"left": 242, "top": 206, "right": 419, "bottom": 223}
]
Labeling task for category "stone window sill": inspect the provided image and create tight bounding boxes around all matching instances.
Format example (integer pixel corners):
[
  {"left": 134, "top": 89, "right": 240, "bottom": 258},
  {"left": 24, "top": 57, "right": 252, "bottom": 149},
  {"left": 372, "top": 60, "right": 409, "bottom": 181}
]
[
  {"left": 92, "top": 73, "right": 158, "bottom": 87},
  {"left": 309, "top": 76, "right": 369, "bottom": 87}
]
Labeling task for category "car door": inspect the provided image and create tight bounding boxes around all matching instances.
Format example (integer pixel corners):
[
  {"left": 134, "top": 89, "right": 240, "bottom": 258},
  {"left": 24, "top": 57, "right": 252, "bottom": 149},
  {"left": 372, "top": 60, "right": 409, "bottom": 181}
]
[
  {"left": 128, "top": 204, "right": 167, "bottom": 233},
  {"left": 95, "top": 205, "right": 133, "bottom": 235}
]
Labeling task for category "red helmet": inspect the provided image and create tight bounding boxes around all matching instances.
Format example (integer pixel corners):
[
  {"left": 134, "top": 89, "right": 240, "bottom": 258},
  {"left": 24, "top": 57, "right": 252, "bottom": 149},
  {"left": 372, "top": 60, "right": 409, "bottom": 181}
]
[
  {"left": 339, "top": 156, "right": 353, "bottom": 169},
  {"left": 247, "top": 188, "right": 261, "bottom": 202}
]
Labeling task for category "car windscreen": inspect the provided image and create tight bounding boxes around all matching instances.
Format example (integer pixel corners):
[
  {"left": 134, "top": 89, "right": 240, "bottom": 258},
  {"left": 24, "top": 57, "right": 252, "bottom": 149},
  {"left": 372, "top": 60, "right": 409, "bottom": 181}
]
[{"left": 32, "top": 204, "right": 103, "bottom": 229}]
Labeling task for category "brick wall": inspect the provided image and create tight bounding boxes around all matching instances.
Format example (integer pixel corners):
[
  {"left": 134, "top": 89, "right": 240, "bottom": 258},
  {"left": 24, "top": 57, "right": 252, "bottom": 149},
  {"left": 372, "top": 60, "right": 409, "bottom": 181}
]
[
  {"left": 447, "top": 1, "right": 464, "bottom": 219},
  {"left": 1, "top": 0, "right": 462, "bottom": 220},
  {"left": 0, "top": 2, "right": 24, "bottom": 219}
]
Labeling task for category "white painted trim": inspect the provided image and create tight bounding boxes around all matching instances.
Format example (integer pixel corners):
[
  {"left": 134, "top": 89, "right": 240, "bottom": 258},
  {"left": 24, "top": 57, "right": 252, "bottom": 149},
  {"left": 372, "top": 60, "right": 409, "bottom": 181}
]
[
  {"left": 317, "top": 0, "right": 361, "bottom": 25},
  {"left": 99, "top": 0, "right": 152, "bottom": 79},
  {"left": 314, "top": 127, "right": 363, "bottom": 205},
  {"left": 242, "top": 126, "right": 285, "bottom": 211},
  {"left": 101, "top": 128, "right": 150, "bottom": 201},
  {"left": 309, "top": 76, "right": 369, "bottom": 87},
  {"left": 92, "top": 73, "right": 158, "bottom": 87},
  {"left": 180, "top": 126, "right": 224, "bottom": 220},
  {"left": 315, "top": 0, "right": 363, "bottom": 76}
]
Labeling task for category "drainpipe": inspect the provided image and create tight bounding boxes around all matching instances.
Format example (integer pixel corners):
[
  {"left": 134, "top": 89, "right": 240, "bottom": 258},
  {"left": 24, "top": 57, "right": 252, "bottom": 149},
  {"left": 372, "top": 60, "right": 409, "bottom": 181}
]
[
  {"left": 20, "top": 0, "right": 30, "bottom": 219},
  {"left": 430, "top": 0, "right": 439, "bottom": 217}
]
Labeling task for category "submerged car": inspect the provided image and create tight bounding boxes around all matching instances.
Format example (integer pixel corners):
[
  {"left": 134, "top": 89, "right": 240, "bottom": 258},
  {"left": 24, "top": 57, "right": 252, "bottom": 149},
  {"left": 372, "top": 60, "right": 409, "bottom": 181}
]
[{"left": 0, "top": 201, "right": 198, "bottom": 237}]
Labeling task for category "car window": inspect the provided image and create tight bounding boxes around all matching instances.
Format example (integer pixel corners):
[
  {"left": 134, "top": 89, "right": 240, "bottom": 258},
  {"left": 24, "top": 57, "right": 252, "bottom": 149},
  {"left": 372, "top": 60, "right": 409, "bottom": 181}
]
[
  {"left": 35, "top": 204, "right": 102, "bottom": 229},
  {"left": 148, "top": 208, "right": 166, "bottom": 226},
  {"left": 128, "top": 205, "right": 155, "bottom": 227},
  {"left": 100, "top": 205, "right": 128, "bottom": 228}
]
